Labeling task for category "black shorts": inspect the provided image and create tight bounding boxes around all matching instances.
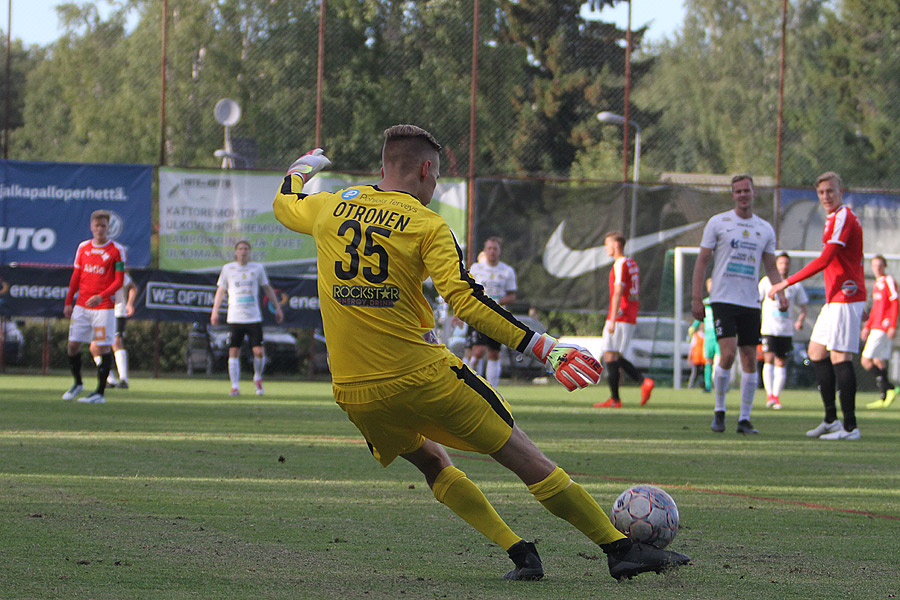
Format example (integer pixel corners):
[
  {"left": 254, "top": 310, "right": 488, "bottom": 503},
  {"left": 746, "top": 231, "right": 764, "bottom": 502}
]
[
  {"left": 761, "top": 335, "right": 792, "bottom": 359},
  {"left": 711, "top": 303, "right": 760, "bottom": 347},
  {"left": 467, "top": 328, "right": 502, "bottom": 352},
  {"left": 114, "top": 316, "right": 129, "bottom": 339},
  {"left": 228, "top": 322, "right": 264, "bottom": 349}
]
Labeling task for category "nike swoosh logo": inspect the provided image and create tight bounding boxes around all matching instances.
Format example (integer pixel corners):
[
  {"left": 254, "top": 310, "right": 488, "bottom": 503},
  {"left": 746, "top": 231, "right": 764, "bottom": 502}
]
[{"left": 542, "top": 221, "right": 705, "bottom": 279}]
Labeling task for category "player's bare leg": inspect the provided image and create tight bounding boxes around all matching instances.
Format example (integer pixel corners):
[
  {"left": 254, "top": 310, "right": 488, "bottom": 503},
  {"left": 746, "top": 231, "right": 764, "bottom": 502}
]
[{"left": 252, "top": 345, "right": 266, "bottom": 395}]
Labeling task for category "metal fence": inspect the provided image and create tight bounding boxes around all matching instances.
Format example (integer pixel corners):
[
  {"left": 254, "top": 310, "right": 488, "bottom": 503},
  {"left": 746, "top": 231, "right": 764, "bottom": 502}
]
[{"left": 3, "top": 1, "right": 900, "bottom": 192}]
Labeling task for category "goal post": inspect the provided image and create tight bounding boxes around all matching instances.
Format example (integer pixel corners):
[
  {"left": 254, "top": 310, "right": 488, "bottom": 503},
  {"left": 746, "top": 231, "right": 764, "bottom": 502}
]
[{"left": 668, "top": 247, "right": 900, "bottom": 389}]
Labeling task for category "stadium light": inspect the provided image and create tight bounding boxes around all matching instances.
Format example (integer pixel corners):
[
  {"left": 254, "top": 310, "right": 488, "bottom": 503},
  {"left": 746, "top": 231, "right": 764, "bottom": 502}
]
[
  {"left": 214, "top": 98, "right": 242, "bottom": 169},
  {"left": 597, "top": 111, "right": 641, "bottom": 241}
]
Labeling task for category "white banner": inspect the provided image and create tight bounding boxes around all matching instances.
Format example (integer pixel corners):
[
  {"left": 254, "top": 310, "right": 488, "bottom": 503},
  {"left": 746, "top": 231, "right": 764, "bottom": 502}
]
[{"left": 158, "top": 168, "right": 466, "bottom": 272}]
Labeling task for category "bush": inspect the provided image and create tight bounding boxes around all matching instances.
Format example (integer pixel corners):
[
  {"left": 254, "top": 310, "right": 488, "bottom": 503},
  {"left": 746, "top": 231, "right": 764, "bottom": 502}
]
[
  {"left": 16, "top": 319, "right": 321, "bottom": 377},
  {"left": 18, "top": 318, "right": 191, "bottom": 372}
]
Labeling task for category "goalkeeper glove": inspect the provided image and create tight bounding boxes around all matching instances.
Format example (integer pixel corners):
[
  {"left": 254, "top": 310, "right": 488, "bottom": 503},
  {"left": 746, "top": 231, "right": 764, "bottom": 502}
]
[
  {"left": 526, "top": 333, "right": 603, "bottom": 391},
  {"left": 287, "top": 148, "right": 331, "bottom": 183}
]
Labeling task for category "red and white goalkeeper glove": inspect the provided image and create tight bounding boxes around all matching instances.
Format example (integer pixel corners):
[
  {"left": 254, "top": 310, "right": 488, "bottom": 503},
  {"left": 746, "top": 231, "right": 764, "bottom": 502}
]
[
  {"left": 527, "top": 333, "right": 603, "bottom": 391},
  {"left": 287, "top": 148, "right": 331, "bottom": 183}
]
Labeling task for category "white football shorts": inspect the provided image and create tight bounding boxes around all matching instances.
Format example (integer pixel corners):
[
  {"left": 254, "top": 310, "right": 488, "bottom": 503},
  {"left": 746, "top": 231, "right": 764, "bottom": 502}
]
[
  {"left": 809, "top": 301, "right": 864, "bottom": 353},
  {"left": 600, "top": 320, "right": 635, "bottom": 355},
  {"left": 68, "top": 305, "right": 116, "bottom": 346},
  {"left": 862, "top": 328, "right": 892, "bottom": 361}
]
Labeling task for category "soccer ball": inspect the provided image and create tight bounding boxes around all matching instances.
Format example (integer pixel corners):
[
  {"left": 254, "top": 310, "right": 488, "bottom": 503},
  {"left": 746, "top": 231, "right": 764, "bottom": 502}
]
[{"left": 611, "top": 485, "right": 679, "bottom": 549}]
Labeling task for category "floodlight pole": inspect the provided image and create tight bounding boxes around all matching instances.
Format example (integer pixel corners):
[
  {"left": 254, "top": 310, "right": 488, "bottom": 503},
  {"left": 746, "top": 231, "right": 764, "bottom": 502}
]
[
  {"left": 220, "top": 126, "right": 235, "bottom": 169},
  {"left": 597, "top": 111, "right": 642, "bottom": 241}
]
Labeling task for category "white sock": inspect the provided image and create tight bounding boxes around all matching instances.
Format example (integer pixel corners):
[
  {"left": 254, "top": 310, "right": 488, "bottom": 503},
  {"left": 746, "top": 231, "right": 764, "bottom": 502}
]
[
  {"left": 228, "top": 357, "right": 241, "bottom": 388},
  {"left": 773, "top": 365, "right": 786, "bottom": 397},
  {"left": 468, "top": 356, "right": 484, "bottom": 375},
  {"left": 762, "top": 363, "right": 774, "bottom": 396},
  {"left": 93, "top": 355, "right": 102, "bottom": 367},
  {"left": 114, "top": 349, "right": 128, "bottom": 382},
  {"left": 714, "top": 365, "right": 731, "bottom": 412},
  {"left": 253, "top": 355, "right": 266, "bottom": 381},
  {"left": 739, "top": 371, "right": 758, "bottom": 421},
  {"left": 485, "top": 359, "right": 501, "bottom": 388}
]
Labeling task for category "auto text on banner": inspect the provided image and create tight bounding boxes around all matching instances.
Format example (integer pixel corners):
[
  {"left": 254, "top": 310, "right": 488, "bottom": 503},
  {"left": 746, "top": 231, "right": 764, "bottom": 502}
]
[{"left": 0, "top": 160, "right": 153, "bottom": 267}]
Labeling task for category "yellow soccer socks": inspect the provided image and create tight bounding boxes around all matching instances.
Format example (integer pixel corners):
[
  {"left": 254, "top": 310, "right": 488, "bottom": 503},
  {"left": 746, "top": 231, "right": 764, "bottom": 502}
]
[
  {"left": 528, "top": 466, "right": 626, "bottom": 546},
  {"left": 432, "top": 465, "right": 522, "bottom": 551}
]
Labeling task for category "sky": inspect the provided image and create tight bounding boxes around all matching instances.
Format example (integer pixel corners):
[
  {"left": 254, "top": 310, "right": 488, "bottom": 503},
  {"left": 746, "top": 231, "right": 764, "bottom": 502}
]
[{"left": 4, "top": 1, "right": 686, "bottom": 47}]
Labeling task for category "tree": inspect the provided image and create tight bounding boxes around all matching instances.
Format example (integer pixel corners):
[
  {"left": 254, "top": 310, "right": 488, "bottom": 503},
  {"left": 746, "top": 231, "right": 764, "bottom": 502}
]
[
  {"left": 497, "top": 0, "right": 652, "bottom": 177},
  {"left": 11, "top": 1, "right": 160, "bottom": 163},
  {"left": 1, "top": 37, "right": 43, "bottom": 156},
  {"left": 817, "top": 0, "right": 900, "bottom": 187},
  {"left": 633, "top": 0, "right": 892, "bottom": 188}
]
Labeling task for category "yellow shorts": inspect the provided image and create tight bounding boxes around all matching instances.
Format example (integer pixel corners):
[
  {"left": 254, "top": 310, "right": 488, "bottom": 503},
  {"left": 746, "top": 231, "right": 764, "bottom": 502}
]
[{"left": 334, "top": 354, "right": 515, "bottom": 467}]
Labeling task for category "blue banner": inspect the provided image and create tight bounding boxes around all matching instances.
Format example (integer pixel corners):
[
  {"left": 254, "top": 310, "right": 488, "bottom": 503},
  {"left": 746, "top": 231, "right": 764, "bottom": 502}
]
[
  {"left": 0, "top": 160, "right": 153, "bottom": 267},
  {"left": 0, "top": 266, "right": 322, "bottom": 328}
]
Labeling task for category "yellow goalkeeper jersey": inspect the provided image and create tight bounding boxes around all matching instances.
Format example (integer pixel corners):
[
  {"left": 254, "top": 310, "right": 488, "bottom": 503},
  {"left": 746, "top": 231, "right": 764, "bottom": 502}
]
[{"left": 273, "top": 174, "right": 535, "bottom": 385}]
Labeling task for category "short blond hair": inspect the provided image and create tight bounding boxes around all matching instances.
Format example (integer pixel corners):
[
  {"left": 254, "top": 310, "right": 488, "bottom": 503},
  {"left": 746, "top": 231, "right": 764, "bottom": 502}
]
[
  {"left": 90, "top": 209, "right": 110, "bottom": 223},
  {"left": 382, "top": 124, "right": 442, "bottom": 175},
  {"left": 604, "top": 230, "right": 626, "bottom": 246},
  {"left": 815, "top": 171, "right": 842, "bottom": 189}
]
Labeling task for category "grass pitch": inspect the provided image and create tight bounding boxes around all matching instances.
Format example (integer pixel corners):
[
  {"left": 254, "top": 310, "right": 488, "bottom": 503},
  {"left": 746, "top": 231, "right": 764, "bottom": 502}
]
[{"left": 1, "top": 374, "right": 898, "bottom": 599}]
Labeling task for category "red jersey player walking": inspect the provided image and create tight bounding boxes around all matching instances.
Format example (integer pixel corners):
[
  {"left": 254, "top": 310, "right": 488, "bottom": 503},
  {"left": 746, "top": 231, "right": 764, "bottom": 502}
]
[
  {"left": 769, "top": 171, "right": 866, "bottom": 439},
  {"left": 593, "top": 231, "right": 654, "bottom": 408},
  {"left": 62, "top": 210, "right": 126, "bottom": 404},
  {"left": 861, "top": 255, "right": 899, "bottom": 409}
]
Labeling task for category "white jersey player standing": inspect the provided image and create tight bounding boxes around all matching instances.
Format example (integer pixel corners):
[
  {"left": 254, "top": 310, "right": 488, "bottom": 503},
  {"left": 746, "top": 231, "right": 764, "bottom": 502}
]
[
  {"left": 691, "top": 175, "right": 787, "bottom": 435},
  {"left": 465, "top": 237, "right": 517, "bottom": 388},
  {"left": 758, "top": 253, "right": 808, "bottom": 409},
  {"left": 211, "top": 240, "right": 284, "bottom": 396}
]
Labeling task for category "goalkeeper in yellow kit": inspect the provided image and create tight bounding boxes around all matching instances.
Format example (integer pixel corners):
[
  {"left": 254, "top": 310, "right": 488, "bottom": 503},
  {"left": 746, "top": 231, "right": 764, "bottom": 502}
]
[{"left": 273, "top": 124, "right": 690, "bottom": 581}]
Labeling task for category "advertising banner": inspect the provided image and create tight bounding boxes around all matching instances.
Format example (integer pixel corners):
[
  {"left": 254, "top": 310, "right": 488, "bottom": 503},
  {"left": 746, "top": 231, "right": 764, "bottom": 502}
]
[
  {"left": 0, "top": 266, "right": 321, "bottom": 328},
  {"left": 158, "top": 167, "right": 466, "bottom": 275},
  {"left": 781, "top": 187, "right": 900, "bottom": 256},
  {"left": 473, "top": 180, "right": 731, "bottom": 312},
  {"left": 0, "top": 160, "right": 153, "bottom": 267}
]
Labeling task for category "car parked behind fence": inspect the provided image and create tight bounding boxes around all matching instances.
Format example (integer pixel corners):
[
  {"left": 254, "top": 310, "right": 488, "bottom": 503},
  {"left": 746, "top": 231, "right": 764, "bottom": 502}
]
[{"left": 186, "top": 323, "right": 299, "bottom": 374}]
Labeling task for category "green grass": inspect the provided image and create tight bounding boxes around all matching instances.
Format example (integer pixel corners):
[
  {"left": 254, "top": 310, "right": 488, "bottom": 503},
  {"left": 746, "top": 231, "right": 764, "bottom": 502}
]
[{"left": 1, "top": 374, "right": 898, "bottom": 599}]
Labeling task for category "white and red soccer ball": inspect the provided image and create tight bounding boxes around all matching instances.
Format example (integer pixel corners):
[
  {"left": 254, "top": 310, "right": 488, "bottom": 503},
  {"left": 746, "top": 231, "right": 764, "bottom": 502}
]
[{"left": 611, "top": 485, "right": 680, "bottom": 549}]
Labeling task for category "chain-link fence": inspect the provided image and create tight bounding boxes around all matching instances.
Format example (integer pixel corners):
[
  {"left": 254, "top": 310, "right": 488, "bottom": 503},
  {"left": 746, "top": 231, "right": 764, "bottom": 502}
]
[{"left": 7, "top": 0, "right": 897, "bottom": 189}]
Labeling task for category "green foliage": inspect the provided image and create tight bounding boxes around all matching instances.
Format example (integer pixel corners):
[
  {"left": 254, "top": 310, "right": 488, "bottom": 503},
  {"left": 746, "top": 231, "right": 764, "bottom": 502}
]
[
  {"left": 15, "top": 318, "right": 326, "bottom": 376},
  {"left": 18, "top": 319, "right": 192, "bottom": 371},
  {"left": 498, "top": 0, "right": 651, "bottom": 177},
  {"left": 817, "top": 0, "right": 900, "bottom": 186},
  {"left": 542, "top": 309, "right": 607, "bottom": 336},
  {"left": 6, "top": 0, "right": 640, "bottom": 179}
]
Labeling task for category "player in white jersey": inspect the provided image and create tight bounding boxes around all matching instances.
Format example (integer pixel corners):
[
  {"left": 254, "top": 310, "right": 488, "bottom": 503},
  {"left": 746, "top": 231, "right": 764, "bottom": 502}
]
[
  {"left": 465, "top": 237, "right": 517, "bottom": 387},
  {"left": 692, "top": 175, "right": 786, "bottom": 435},
  {"left": 211, "top": 241, "right": 284, "bottom": 396},
  {"left": 758, "top": 253, "right": 808, "bottom": 409},
  {"left": 90, "top": 272, "right": 138, "bottom": 389}
]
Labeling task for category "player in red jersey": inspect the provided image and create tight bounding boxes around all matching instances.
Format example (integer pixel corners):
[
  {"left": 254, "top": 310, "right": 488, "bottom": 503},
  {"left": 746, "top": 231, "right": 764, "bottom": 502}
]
[
  {"left": 61, "top": 210, "right": 126, "bottom": 404},
  {"left": 769, "top": 172, "right": 866, "bottom": 439},
  {"left": 593, "top": 232, "right": 655, "bottom": 408},
  {"left": 861, "top": 255, "right": 899, "bottom": 409}
]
